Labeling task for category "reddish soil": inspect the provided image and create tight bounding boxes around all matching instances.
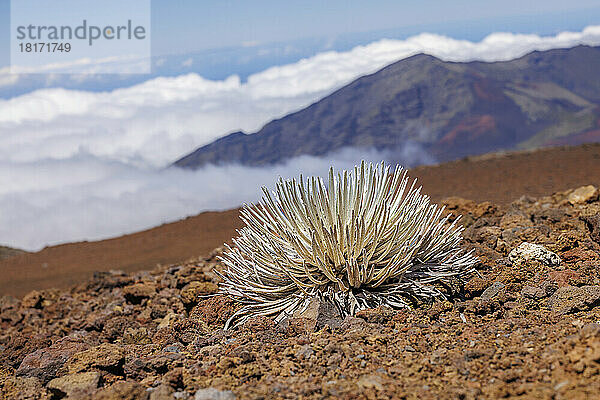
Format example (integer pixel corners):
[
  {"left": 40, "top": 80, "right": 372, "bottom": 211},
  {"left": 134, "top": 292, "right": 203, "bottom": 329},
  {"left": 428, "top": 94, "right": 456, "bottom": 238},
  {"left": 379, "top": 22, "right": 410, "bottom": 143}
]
[
  {"left": 1, "top": 143, "right": 600, "bottom": 298},
  {"left": 412, "top": 143, "right": 600, "bottom": 205},
  {"left": 0, "top": 210, "right": 243, "bottom": 297},
  {"left": 438, "top": 114, "right": 496, "bottom": 145}
]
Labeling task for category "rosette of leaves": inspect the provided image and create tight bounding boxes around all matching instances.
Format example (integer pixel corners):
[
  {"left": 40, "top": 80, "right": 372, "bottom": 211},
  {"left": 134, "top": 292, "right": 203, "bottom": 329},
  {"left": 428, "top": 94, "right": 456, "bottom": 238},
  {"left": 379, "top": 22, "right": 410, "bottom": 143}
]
[{"left": 217, "top": 161, "right": 477, "bottom": 328}]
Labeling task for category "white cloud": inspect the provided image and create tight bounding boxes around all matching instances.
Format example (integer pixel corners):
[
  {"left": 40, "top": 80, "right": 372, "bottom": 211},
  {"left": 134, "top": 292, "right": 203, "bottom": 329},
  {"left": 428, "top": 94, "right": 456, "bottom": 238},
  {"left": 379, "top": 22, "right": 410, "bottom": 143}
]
[
  {"left": 8, "top": 54, "right": 151, "bottom": 74},
  {"left": 0, "top": 146, "right": 432, "bottom": 250},
  {"left": 242, "top": 40, "right": 260, "bottom": 47},
  {"left": 0, "top": 67, "right": 19, "bottom": 87},
  {"left": 1, "top": 26, "right": 600, "bottom": 249}
]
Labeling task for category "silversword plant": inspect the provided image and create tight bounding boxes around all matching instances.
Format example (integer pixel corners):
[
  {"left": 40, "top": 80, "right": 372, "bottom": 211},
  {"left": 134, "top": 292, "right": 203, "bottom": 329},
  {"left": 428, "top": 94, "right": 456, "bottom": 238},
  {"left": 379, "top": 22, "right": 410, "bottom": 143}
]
[{"left": 218, "top": 161, "right": 478, "bottom": 328}]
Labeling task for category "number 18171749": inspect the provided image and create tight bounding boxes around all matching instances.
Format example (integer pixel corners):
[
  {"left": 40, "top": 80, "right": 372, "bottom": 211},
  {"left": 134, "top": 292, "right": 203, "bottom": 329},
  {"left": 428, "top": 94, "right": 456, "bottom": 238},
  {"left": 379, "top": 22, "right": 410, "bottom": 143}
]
[{"left": 19, "top": 42, "right": 71, "bottom": 52}]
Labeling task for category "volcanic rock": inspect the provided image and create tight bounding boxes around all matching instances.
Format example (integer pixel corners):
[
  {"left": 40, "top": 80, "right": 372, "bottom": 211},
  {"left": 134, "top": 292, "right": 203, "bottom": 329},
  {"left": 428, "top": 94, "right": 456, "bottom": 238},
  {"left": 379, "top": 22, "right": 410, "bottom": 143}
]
[
  {"left": 2, "top": 186, "right": 600, "bottom": 398},
  {"left": 46, "top": 371, "right": 100, "bottom": 398},
  {"left": 567, "top": 185, "right": 598, "bottom": 204},
  {"left": 508, "top": 242, "right": 562, "bottom": 268}
]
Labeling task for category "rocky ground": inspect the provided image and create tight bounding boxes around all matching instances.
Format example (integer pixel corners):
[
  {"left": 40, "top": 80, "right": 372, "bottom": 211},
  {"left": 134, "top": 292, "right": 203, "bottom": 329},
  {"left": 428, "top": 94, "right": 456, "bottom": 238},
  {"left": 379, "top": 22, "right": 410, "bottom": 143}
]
[{"left": 2, "top": 185, "right": 600, "bottom": 399}]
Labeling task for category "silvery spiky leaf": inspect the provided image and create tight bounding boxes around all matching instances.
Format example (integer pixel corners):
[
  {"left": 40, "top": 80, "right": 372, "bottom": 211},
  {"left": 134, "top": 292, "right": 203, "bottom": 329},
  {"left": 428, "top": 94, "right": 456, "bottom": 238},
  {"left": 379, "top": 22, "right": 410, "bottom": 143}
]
[{"left": 217, "top": 161, "right": 478, "bottom": 328}]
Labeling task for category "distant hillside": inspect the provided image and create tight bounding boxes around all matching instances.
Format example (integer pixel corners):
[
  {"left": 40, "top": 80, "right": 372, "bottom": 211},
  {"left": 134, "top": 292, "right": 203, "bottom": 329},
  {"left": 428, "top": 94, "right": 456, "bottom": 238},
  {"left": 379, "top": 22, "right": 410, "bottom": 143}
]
[
  {"left": 174, "top": 45, "right": 600, "bottom": 168},
  {"left": 0, "top": 246, "right": 26, "bottom": 261},
  {"left": 0, "top": 209, "right": 243, "bottom": 297}
]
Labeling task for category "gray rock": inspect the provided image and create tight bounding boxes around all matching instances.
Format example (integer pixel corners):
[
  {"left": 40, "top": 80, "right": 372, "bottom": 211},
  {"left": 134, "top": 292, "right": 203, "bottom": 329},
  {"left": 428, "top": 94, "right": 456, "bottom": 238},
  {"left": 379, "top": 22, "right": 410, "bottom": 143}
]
[
  {"left": 294, "top": 296, "right": 343, "bottom": 330},
  {"left": 195, "top": 388, "right": 236, "bottom": 400},
  {"left": 149, "top": 384, "right": 174, "bottom": 400},
  {"left": 521, "top": 285, "right": 547, "bottom": 300},
  {"left": 295, "top": 344, "right": 314, "bottom": 360},
  {"left": 508, "top": 242, "right": 561, "bottom": 268},
  {"left": 581, "top": 323, "right": 600, "bottom": 338},
  {"left": 174, "top": 391, "right": 191, "bottom": 399},
  {"left": 481, "top": 282, "right": 505, "bottom": 300},
  {"left": 548, "top": 286, "right": 600, "bottom": 315}
]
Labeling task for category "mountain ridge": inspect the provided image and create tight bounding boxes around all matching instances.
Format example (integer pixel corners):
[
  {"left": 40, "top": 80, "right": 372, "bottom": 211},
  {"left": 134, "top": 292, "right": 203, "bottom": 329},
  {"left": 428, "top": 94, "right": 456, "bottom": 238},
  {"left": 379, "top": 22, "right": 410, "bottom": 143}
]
[{"left": 174, "top": 45, "right": 600, "bottom": 169}]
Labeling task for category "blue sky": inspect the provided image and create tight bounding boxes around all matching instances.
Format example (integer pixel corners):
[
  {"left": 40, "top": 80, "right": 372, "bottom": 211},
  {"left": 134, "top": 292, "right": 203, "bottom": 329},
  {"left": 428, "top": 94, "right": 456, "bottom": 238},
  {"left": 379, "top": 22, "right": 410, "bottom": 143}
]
[
  {"left": 2, "top": 0, "right": 600, "bottom": 67},
  {"left": 150, "top": 0, "right": 600, "bottom": 52}
]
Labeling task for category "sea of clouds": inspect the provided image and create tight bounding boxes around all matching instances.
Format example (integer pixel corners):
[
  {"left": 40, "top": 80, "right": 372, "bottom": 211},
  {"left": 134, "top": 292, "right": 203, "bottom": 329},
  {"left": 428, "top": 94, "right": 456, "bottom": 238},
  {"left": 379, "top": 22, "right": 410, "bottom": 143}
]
[{"left": 2, "top": 26, "right": 600, "bottom": 250}]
